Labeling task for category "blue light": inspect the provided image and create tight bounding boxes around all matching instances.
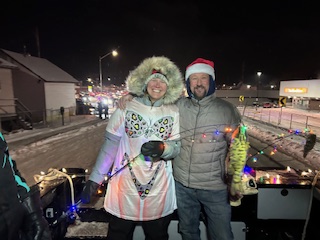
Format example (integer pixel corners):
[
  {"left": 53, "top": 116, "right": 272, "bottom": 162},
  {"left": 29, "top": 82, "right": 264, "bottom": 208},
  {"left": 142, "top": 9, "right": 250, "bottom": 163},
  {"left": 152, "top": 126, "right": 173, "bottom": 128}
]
[{"left": 243, "top": 165, "right": 253, "bottom": 174}]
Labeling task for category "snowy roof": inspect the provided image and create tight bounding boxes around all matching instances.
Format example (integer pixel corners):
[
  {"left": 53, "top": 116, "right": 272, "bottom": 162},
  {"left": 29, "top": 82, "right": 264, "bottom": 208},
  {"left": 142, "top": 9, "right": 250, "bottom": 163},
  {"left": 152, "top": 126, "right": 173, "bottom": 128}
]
[
  {"left": 0, "top": 57, "right": 17, "bottom": 69},
  {"left": 1, "top": 49, "right": 79, "bottom": 84}
]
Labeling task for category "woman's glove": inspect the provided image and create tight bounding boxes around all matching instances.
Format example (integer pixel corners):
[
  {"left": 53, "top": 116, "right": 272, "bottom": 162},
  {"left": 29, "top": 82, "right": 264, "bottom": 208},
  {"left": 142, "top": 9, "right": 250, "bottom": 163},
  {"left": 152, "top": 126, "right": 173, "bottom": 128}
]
[
  {"left": 141, "top": 141, "right": 165, "bottom": 158},
  {"left": 80, "top": 180, "right": 100, "bottom": 204},
  {"left": 21, "top": 186, "right": 52, "bottom": 240}
]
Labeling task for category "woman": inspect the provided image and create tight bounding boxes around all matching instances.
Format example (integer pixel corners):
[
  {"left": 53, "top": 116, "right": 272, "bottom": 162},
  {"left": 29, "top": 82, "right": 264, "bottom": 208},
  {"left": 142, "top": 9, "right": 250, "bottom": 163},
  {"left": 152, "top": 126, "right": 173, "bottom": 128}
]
[{"left": 81, "top": 56, "right": 184, "bottom": 240}]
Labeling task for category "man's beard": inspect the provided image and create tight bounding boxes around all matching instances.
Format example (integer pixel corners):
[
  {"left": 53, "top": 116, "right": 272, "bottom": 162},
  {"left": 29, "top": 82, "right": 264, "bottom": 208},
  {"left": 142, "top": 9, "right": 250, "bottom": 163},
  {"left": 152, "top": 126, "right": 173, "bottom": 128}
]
[{"left": 193, "top": 86, "right": 207, "bottom": 100}]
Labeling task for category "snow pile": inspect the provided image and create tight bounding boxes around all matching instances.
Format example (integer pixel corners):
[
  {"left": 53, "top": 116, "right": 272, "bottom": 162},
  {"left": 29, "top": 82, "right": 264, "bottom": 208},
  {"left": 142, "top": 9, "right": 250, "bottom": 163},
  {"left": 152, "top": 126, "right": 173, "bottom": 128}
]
[{"left": 245, "top": 119, "right": 320, "bottom": 170}]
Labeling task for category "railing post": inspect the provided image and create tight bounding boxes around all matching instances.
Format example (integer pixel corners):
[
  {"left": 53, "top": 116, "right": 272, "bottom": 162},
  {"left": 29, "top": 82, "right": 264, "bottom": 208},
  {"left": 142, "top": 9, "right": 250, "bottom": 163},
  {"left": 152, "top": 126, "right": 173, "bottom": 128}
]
[
  {"left": 60, "top": 107, "right": 65, "bottom": 126},
  {"left": 278, "top": 107, "right": 282, "bottom": 125},
  {"left": 43, "top": 110, "right": 46, "bottom": 127}
]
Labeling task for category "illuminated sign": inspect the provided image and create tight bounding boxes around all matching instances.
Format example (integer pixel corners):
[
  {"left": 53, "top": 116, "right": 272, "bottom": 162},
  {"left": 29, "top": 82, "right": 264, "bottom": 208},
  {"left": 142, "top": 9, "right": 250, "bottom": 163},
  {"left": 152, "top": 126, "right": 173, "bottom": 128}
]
[
  {"left": 284, "top": 87, "right": 308, "bottom": 93},
  {"left": 279, "top": 97, "right": 286, "bottom": 107}
]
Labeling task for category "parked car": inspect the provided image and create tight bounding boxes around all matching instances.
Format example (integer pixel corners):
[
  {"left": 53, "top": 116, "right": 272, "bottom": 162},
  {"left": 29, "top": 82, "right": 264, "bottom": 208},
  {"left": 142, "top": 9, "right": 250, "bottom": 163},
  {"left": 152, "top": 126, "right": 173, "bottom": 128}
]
[
  {"left": 252, "top": 101, "right": 260, "bottom": 107},
  {"left": 272, "top": 102, "right": 280, "bottom": 108},
  {"left": 262, "top": 102, "right": 272, "bottom": 108}
]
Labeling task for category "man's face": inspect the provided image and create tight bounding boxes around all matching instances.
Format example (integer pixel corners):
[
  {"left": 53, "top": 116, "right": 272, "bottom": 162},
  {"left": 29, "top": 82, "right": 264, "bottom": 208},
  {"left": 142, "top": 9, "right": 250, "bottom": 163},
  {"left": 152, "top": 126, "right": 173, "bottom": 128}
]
[{"left": 189, "top": 73, "right": 210, "bottom": 100}]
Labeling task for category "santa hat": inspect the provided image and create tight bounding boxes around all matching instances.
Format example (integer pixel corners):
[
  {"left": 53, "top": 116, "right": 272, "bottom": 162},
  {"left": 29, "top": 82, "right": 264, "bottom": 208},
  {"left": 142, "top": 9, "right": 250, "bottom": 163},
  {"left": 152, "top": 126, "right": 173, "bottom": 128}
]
[
  {"left": 126, "top": 56, "right": 184, "bottom": 104},
  {"left": 185, "top": 58, "right": 215, "bottom": 80},
  {"left": 185, "top": 58, "right": 216, "bottom": 98}
]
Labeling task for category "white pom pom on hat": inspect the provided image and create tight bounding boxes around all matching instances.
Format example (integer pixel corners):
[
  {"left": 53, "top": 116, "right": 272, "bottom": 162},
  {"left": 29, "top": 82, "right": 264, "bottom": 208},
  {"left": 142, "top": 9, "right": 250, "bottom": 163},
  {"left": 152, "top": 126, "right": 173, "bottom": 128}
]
[{"left": 185, "top": 58, "right": 215, "bottom": 81}]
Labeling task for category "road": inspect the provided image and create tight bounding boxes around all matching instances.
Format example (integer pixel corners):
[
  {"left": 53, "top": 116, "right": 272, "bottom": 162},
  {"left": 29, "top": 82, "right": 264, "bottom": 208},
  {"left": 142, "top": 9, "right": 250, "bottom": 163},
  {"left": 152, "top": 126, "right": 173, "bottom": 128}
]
[{"left": 9, "top": 120, "right": 109, "bottom": 185}]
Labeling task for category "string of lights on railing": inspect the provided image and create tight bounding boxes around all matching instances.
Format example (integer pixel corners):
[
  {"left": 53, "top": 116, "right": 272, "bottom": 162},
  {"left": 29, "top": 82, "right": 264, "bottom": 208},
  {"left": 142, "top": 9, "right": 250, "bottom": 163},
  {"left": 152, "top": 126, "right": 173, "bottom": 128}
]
[{"left": 243, "top": 126, "right": 317, "bottom": 186}]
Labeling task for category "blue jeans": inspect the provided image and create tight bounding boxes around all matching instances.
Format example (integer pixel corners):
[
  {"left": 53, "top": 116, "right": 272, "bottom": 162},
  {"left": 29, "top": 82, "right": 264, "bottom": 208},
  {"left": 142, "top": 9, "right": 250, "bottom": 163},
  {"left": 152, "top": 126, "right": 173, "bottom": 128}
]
[{"left": 175, "top": 181, "right": 234, "bottom": 240}]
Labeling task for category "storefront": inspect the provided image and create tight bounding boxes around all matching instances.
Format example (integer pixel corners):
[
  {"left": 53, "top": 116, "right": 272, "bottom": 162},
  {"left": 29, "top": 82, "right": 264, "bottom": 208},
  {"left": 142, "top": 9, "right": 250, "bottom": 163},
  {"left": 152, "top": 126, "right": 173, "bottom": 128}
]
[{"left": 279, "top": 79, "right": 320, "bottom": 110}]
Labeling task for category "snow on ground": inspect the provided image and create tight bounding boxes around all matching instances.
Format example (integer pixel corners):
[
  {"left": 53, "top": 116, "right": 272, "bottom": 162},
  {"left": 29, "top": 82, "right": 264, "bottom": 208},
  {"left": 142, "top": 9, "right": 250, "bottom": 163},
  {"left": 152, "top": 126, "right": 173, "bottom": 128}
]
[{"left": 243, "top": 116, "right": 320, "bottom": 170}]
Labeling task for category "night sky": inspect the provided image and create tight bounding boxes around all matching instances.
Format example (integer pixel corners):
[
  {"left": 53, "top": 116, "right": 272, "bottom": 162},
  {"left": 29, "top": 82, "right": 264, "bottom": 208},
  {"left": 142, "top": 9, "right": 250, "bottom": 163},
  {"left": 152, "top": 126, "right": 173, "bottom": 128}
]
[{"left": 1, "top": 0, "right": 320, "bottom": 87}]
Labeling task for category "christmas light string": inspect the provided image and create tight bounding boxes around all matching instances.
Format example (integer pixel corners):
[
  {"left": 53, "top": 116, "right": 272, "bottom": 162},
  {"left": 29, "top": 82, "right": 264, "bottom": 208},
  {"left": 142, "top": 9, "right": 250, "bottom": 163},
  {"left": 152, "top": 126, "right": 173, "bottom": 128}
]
[{"left": 32, "top": 122, "right": 317, "bottom": 219}]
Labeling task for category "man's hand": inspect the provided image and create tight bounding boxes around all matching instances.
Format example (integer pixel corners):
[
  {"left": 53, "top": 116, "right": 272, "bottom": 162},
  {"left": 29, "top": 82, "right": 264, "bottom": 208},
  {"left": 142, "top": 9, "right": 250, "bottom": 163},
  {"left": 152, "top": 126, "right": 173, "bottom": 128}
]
[
  {"left": 141, "top": 141, "right": 165, "bottom": 158},
  {"left": 118, "top": 94, "right": 134, "bottom": 110}
]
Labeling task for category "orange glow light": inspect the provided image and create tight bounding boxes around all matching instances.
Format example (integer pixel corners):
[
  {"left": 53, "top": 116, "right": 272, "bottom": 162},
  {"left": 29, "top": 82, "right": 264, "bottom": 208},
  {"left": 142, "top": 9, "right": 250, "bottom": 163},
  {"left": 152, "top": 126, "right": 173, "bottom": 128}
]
[{"left": 284, "top": 87, "right": 308, "bottom": 93}]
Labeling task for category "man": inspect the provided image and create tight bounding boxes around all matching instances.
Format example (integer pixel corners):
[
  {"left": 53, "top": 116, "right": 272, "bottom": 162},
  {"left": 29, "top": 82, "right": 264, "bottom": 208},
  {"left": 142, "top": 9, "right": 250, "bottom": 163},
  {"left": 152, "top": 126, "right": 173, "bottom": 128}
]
[
  {"left": 0, "top": 132, "right": 52, "bottom": 240},
  {"left": 97, "top": 100, "right": 104, "bottom": 119},
  {"left": 173, "top": 58, "right": 242, "bottom": 240},
  {"left": 119, "top": 58, "right": 245, "bottom": 240},
  {"left": 103, "top": 103, "right": 109, "bottom": 119}
]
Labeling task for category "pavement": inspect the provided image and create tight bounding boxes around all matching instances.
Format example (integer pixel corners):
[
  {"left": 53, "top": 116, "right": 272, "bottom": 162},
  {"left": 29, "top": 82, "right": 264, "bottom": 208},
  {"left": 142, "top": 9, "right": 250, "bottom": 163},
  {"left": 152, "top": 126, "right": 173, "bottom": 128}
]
[{"left": 4, "top": 114, "right": 105, "bottom": 150}]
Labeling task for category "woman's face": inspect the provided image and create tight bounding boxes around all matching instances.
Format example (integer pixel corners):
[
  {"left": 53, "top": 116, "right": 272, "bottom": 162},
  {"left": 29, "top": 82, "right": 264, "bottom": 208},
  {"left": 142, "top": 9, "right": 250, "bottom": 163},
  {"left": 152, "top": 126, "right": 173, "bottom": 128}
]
[{"left": 146, "top": 78, "right": 168, "bottom": 103}]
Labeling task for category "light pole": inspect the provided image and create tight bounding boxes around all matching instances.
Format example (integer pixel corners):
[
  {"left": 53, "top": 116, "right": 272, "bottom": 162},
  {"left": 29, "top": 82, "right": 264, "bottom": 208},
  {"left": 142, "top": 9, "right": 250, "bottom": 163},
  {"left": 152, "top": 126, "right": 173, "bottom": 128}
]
[
  {"left": 256, "top": 71, "right": 262, "bottom": 101},
  {"left": 99, "top": 50, "right": 118, "bottom": 91}
]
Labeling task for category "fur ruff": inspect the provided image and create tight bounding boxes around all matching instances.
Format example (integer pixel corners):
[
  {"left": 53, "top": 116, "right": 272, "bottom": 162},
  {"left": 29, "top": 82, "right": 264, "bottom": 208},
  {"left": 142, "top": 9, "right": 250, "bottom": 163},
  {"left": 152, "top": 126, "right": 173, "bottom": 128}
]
[{"left": 126, "top": 56, "right": 184, "bottom": 104}]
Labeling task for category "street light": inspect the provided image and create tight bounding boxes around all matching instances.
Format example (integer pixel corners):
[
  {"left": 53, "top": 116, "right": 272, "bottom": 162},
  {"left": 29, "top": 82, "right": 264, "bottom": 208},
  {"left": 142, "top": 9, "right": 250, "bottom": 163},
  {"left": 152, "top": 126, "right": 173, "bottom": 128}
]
[
  {"left": 99, "top": 50, "right": 118, "bottom": 91},
  {"left": 256, "top": 71, "right": 262, "bottom": 101}
]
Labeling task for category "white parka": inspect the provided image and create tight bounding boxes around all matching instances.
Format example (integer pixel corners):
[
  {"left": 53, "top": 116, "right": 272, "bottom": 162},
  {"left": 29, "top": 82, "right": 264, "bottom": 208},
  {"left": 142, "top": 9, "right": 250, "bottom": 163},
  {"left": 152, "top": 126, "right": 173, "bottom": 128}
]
[{"left": 89, "top": 56, "right": 184, "bottom": 221}]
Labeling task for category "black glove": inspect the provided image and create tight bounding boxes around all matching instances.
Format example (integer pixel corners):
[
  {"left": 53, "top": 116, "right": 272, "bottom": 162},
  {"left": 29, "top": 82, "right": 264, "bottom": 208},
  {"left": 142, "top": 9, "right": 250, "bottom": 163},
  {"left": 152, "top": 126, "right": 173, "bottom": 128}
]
[
  {"left": 21, "top": 186, "right": 52, "bottom": 240},
  {"left": 141, "top": 141, "right": 165, "bottom": 158},
  {"left": 81, "top": 180, "right": 100, "bottom": 204},
  {"left": 303, "top": 133, "right": 317, "bottom": 158}
]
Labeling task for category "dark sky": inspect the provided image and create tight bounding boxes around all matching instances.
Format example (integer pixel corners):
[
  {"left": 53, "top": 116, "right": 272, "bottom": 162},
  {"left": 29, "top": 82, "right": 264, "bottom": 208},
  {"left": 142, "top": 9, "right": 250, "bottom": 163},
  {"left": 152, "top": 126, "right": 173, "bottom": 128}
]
[{"left": 1, "top": 0, "right": 320, "bottom": 87}]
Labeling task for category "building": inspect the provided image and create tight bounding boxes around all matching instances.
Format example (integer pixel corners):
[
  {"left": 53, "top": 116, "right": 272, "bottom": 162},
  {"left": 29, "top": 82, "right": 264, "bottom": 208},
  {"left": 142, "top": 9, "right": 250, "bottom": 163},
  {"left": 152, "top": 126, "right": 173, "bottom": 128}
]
[
  {"left": 0, "top": 49, "right": 79, "bottom": 132},
  {"left": 279, "top": 79, "right": 320, "bottom": 110}
]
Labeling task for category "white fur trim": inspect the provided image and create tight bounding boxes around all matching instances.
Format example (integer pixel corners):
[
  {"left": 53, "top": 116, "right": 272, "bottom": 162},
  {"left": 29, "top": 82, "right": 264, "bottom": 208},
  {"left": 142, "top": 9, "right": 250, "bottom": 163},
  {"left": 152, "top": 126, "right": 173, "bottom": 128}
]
[
  {"left": 185, "top": 63, "right": 215, "bottom": 80},
  {"left": 126, "top": 56, "right": 184, "bottom": 104}
]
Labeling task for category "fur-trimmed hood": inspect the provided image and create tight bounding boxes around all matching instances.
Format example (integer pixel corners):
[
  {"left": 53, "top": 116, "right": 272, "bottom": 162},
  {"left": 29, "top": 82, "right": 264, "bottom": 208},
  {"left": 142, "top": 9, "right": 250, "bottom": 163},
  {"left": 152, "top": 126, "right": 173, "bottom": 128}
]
[{"left": 126, "top": 56, "right": 184, "bottom": 104}]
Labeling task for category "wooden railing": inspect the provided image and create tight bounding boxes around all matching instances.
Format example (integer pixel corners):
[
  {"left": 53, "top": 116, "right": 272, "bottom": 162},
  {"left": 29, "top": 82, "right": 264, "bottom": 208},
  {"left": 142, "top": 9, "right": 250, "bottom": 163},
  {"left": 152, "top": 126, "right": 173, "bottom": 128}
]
[
  {"left": 0, "top": 98, "right": 33, "bottom": 130},
  {"left": 15, "top": 98, "right": 33, "bottom": 129}
]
